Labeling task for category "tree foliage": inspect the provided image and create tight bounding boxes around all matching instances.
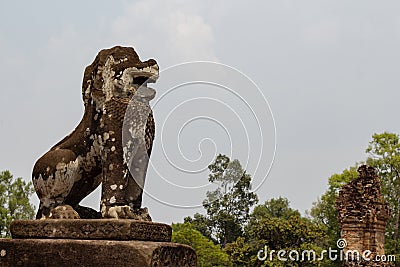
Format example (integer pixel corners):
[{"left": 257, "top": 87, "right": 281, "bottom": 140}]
[
  {"left": 226, "top": 197, "right": 327, "bottom": 266},
  {"left": 0, "top": 170, "right": 35, "bottom": 237},
  {"left": 201, "top": 154, "right": 258, "bottom": 247},
  {"left": 251, "top": 197, "right": 300, "bottom": 221},
  {"left": 366, "top": 132, "right": 400, "bottom": 256},
  {"left": 184, "top": 213, "right": 214, "bottom": 242},
  {"left": 172, "top": 222, "right": 231, "bottom": 267}
]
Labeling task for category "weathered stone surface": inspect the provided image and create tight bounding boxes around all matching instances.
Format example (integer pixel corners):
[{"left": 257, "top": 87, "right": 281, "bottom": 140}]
[
  {"left": 336, "top": 165, "right": 393, "bottom": 267},
  {"left": 10, "top": 219, "right": 171, "bottom": 242},
  {"left": 32, "top": 46, "right": 159, "bottom": 220},
  {"left": 0, "top": 239, "right": 196, "bottom": 267}
]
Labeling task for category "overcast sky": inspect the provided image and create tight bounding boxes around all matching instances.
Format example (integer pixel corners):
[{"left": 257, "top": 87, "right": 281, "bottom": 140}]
[{"left": 1, "top": 0, "right": 400, "bottom": 224}]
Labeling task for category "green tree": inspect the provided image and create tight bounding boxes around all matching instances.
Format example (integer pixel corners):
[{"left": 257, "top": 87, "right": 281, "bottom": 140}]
[
  {"left": 366, "top": 132, "right": 400, "bottom": 255},
  {"left": 0, "top": 170, "right": 36, "bottom": 237},
  {"left": 184, "top": 213, "right": 214, "bottom": 242},
  {"left": 226, "top": 197, "right": 327, "bottom": 267},
  {"left": 172, "top": 222, "right": 231, "bottom": 267},
  {"left": 202, "top": 154, "right": 258, "bottom": 247},
  {"left": 251, "top": 197, "right": 300, "bottom": 221}
]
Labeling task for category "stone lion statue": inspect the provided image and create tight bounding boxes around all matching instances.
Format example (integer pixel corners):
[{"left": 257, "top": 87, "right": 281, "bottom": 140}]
[{"left": 32, "top": 46, "right": 158, "bottom": 220}]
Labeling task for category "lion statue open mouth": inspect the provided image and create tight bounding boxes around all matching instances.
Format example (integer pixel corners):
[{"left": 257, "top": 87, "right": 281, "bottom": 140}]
[{"left": 32, "top": 46, "right": 158, "bottom": 220}]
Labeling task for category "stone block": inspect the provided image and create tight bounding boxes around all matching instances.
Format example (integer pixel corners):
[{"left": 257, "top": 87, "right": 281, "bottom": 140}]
[
  {"left": 1, "top": 219, "right": 197, "bottom": 266},
  {"left": 11, "top": 219, "right": 171, "bottom": 242},
  {"left": 0, "top": 238, "right": 197, "bottom": 267}
]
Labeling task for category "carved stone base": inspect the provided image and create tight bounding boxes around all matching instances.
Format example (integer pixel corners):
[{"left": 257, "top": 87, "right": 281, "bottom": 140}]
[
  {"left": 3, "top": 220, "right": 197, "bottom": 266},
  {"left": 10, "top": 219, "right": 171, "bottom": 242},
  {"left": 0, "top": 239, "right": 197, "bottom": 267}
]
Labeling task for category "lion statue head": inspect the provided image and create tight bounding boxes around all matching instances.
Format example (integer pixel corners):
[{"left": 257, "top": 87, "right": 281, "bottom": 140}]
[{"left": 81, "top": 46, "right": 159, "bottom": 107}]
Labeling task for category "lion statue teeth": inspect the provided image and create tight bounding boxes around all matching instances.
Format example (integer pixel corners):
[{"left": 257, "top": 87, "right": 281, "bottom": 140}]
[{"left": 32, "top": 46, "right": 157, "bottom": 220}]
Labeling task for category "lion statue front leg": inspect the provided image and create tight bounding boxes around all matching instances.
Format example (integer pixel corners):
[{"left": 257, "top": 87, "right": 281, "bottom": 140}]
[
  {"left": 100, "top": 87, "right": 155, "bottom": 221},
  {"left": 99, "top": 111, "right": 151, "bottom": 221}
]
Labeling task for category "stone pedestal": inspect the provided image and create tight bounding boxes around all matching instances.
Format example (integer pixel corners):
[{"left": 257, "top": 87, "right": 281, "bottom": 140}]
[{"left": 0, "top": 219, "right": 196, "bottom": 267}]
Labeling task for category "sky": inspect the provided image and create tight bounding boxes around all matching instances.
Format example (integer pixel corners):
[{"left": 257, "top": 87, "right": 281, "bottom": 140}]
[{"left": 1, "top": 0, "right": 400, "bottom": 224}]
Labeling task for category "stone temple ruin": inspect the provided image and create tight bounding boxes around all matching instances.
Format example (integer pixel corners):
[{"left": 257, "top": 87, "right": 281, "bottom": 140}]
[
  {"left": 0, "top": 46, "right": 394, "bottom": 267},
  {"left": 336, "top": 165, "right": 393, "bottom": 267},
  {"left": 0, "top": 46, "right": 197, "bottom": 266}
]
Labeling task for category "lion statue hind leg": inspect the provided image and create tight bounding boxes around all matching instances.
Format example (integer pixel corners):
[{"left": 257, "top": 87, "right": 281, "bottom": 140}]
[{"left": 32, "top": 149, "right": 81, "bottom": 219}]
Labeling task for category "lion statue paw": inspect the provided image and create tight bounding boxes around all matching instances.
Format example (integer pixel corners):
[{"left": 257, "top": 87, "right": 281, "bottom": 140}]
[
  {"left": 40, "top": 205, "right": 80, "bottom": 220},
  {"left": 102, "top": 205, "right": 152, "bottom": 221}
]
